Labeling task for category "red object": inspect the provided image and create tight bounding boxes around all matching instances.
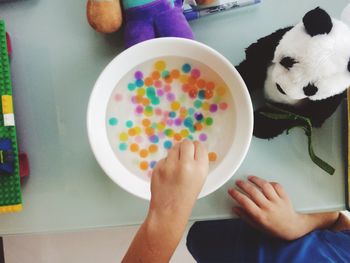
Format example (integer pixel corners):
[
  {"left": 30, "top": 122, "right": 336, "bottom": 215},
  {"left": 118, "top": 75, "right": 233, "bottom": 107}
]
[
  {"left": 19, "top": 153, "right": 30, "bottom": 179},
  {"left": 6, "top": 32, "right": 12, "bottom": 57}
]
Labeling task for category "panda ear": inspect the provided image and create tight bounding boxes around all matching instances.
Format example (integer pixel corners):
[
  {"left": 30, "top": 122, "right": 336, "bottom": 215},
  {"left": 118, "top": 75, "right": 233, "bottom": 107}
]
[
  {"left": 303, "top": 7, "right": 333, "bottom": 36},
  {"left": 348, "top": 58, "right": 350, "bottom": 72}
]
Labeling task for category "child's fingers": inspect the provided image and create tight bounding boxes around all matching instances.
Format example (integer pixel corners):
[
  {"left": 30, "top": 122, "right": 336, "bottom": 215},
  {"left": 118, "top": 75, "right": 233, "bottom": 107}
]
[
  {"left": 193, "top": 141, "right": 208, "bottom": 162},
  {"left": 152, "top": 158, "right": 165, "bottom": 176},
  {"left": 166, "top": 143, "right": 180, "bottom": 163},
  {"left": 228, "top": 188, "right": 260, "bottom": 218},
  {"left": 235, "top": 180, "right": 268, "bottom": 208},
  {"left": 232, "top": 206, "right": 258, "bottom": 229},
  {"left": 248, "top": 176, "right": 279, "bottom": 201},
  {"left": 270, "top": 182, "right": 288, "bottom": 199},
  {"left": 180, "top": 140, "right": 195, "bottom": 161}
]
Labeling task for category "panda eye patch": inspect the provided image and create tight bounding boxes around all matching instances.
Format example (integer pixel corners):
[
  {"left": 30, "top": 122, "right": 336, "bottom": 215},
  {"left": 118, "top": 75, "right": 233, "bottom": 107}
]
[
  {"left": 280, "top": 56, "right": 298, "bottom": 70},
  {"left": 347, "top": 59, "right": 350, "bottom": 72}
]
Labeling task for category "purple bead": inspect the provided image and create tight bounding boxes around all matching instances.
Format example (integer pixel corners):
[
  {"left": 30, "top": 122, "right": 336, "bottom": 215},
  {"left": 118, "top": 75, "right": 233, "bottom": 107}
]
[
  {"left": 174, "top": 118, "right": 182, "bottom": 126},
  {"left": 199, "top": 133, "right": 207, "bottom": 141},
  {"left": 194, "top": 112, "right": 204, "bottom": 121},
  {"left": 149, "top": 135, "right": 159, "bottom": 143},
  {"left": 209, "top": 104, "right": 218, "bottom": 113},
  {"left": 131, "top": 96, "right": 137, "bottom": 104},
  {"left": 156, "top": 89, "right": 164, "bottom": 97},
  {"left": 134, "top": 71, "right": 143, "bottom": 80},
  {"left": 150, "top": 161, "right": 157, "bottom": 169},
  {"left": 166, "top": 93, "right": 176, "bottom": 102}
]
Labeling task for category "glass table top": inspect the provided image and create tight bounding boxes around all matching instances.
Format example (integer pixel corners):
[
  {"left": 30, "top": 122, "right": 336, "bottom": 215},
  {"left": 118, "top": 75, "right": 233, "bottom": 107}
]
[{"left": 0, "top": 0, "right": 348, "bottom": 234}]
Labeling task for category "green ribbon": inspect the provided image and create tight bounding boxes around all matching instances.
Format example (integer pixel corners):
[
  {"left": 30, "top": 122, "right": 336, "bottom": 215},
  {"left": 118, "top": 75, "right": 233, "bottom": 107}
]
[{"left": 260, "top": 104, "right": 335, "bottom": 175}]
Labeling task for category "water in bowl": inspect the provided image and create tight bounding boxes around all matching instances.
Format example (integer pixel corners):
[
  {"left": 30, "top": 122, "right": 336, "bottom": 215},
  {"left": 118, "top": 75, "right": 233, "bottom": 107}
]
[{"left": 106, "top": 56, "right": 235, "bottom": 180}]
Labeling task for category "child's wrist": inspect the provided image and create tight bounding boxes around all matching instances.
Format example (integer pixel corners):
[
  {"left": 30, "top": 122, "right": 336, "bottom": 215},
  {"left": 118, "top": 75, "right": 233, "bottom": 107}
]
[{"left": 301, "top": 211, "right": 340, "bottom": 233}]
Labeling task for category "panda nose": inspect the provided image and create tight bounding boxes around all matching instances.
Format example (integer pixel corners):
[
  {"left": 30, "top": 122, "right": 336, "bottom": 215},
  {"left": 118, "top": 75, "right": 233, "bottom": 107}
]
[{"left": 303, "top": 84, "right": 318, "bottom": 96}]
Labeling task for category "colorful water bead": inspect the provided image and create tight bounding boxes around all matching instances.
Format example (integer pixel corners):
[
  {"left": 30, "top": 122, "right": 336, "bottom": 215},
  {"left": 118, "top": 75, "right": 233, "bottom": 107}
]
[
  {"left": 118, "top": 60, "right": 230, "bottom": 173},
  {"left": 208, "top": 152, "right": 217, "bottom": 162},
  {"left": 119, "top": 143, "right": 128, "bottom": 151},
  {"left": 134, "top": 71, "right": 143, "bottom": 80},
  {"left": 150, "top": 161, "right": 157, "bottom": 169},
  {"left": 149, "top": 144, "right": 158, "bottom": 153},
  {"left": 199, "top": 133, "right": 207, "bottom": 142},
  {"left": 155, "top": 60, "right": 166, "bottom": 71},
  {"left": 182, "top": 63, "right": 191, "bottom": 73},
  {"left": 139, "top": 149, "right": 149, "bottom": 158},
  {"left": 139, "top": 161, "right": 149, "bottom": 170},
  {"left": 109, "top": 117, "right": 118, "bottom": 126},
  {"left": 126, "top": 120, "right": 133, "bottom": 128},
  {"left": 164, "top": 140, "right": 173, "bottom": 149},
  {"left": 130, "top": 143, "right": 139, "bottom": 152}
]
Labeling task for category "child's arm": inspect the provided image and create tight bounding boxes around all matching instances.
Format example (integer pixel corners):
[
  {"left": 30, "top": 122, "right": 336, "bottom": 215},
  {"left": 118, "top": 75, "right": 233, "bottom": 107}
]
[
  {"left": 228, "top": 176, "right": 347, "bottom": 241},
  {"left": 122, "top": 141, "right": 209, "bottom": 263}
]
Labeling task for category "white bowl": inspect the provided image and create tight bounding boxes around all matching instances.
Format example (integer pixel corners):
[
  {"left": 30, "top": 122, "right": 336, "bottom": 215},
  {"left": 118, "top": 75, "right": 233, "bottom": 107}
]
[{"left": 87, "top": 38, "right": 253, "bottom": 200}]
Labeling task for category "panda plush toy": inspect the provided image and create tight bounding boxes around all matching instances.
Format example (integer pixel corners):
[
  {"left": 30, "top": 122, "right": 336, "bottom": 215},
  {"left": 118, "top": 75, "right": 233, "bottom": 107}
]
[{"left": 237, "top": 7, "right": 350, "bottom": 139}]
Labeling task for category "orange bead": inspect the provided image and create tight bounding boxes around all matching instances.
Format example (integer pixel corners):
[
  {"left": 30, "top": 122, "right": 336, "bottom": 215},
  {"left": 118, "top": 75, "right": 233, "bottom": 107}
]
[
  {"left": 139, "top": 149, "right": 149, "bottom": 158},
  {"left": 139, "top": 161, "right": 149, "bottom": 170},
  {"left": 206, "top": 81, "right": 215, "bottom": 90},
  {"left": 188, "top": 76, "right": 196, "bottom": 85},
  {"left": 145, "top": 127, "right": 155, "bottom": 136},
  {"left": 205, "top": 90, "right": 214, "bottom": 99},
  {"left": 130, "top": 143, "right": 139, "bottom": 152},
  {"left": 194, "top": 123, "right": 203, "bottom": 131},
  {"left": 208, "top": 152, "right": 217, "bottom": 162},
  {"left": 174, "top": 133, "right": 182, "bottom": 141},
  {"left": 142, "top": 98, "right": 150, "bottom": 106},
  {"left": 170, "top": 69, "right": 180, "bottom": 79},
  {"left": 135, "top": 95, "right": 143, "bottom": 103},
  {"left": 182, "top": 84, "right": 190, "bottom": 92},
  {"left": 128, "top": 128, "right": 136, "bottom": 136},
  {"left": 149, "top": 144, "right": 158, "bottom": 153},
  {"left": 142, "top": 119, "right": 151, "bottom": 127},
  {"left": 152, "top": 71, "right": 160, "bottom": 80},
  {"left": 196, "top": 79, "right": 206, "bottom": 88},
  {"left": 144, "top": 77, "right": 153, "bottom": 86}
]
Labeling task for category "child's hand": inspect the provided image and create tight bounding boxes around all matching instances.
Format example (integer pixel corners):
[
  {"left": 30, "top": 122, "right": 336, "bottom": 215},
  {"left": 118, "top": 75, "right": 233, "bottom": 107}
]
[
  {"left": 149, "top": 141, "right": 209, "bottom": 221},
  {"left": 228, "top": 176, "right": 311, "bottom": 240}
]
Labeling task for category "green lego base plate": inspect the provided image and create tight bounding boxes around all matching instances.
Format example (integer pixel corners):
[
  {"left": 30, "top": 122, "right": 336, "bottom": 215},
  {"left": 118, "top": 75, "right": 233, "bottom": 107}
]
[{"left": 0, "top": 20, "right": 22, "bottom": 213}]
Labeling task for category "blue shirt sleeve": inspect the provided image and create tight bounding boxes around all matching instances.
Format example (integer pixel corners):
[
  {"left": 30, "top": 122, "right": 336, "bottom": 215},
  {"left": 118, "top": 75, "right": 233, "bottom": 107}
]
[{"left": 187, "top": 219, "right": 350, "bottom": 263}]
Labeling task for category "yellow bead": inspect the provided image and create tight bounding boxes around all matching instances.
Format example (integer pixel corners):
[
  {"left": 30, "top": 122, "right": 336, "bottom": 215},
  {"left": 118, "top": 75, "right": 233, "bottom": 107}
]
[
  {"left": 180, "top": 129, "right": 189, "bottom": 138},
  {"left": 202, "top": 102, "right": 210, "bottom": 111},
  {"left": 119, "top": 132, "right": 128, "bottom": 141},
  {"left": 171, "top": 101, "right": 181, "bottom": 111},
  {"left": 137, "top": 88, "right": 145, "bottom": 96},
  {"left": 154, "top": 60, "right": 166, "bottom": 71}
]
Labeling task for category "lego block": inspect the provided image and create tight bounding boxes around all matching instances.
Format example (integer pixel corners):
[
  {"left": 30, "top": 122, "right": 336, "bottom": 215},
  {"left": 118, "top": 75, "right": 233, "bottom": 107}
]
[
  {"left": 0, "top": 20, "right": 22, "bottom": 213},
  {"left": 2, "top": 95, "right": 13, "bottom": 114}
]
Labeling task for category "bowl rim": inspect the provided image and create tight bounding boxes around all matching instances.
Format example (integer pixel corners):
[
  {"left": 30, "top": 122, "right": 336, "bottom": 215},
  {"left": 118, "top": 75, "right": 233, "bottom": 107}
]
[{"left": 87, "top": 37, "right": 253, "bottom": 200}]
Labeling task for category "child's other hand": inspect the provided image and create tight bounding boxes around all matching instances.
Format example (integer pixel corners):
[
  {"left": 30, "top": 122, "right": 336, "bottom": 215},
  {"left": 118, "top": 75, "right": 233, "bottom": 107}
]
[
  {"left": 228, "top": 176, "right": 310, "bottom": 241},
  {"left": 149, "top": 141, "right": 209, "bottom": 221}
]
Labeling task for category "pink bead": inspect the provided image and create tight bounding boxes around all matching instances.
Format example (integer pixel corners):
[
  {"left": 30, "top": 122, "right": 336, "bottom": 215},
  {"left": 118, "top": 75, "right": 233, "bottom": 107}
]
[
  {"left": 155, "top": 108, "right": 162, "bottom": 116},
  {"left": 114, "top": 93, "right": 123, "bottom": 102},
  {"left": 191, "top": 69, "right": 201, "bottom": 79},
  {"left": 167, "top": 119, "right": 174, "bottom": 126},
  {"left": 135, "top": 136, "right": 143, "bottom": 143},
  {"left": 154, "top": 80, "right": 162, "bottom": 88},
  {"left": 219, "top": 102, "right": 228, "bottom": 110},
  {"left": 135, "top": 105, "right": 144, "bottom": 114},
  {"left": 164, "top": 85, "right": 172, "bottom": 92}
]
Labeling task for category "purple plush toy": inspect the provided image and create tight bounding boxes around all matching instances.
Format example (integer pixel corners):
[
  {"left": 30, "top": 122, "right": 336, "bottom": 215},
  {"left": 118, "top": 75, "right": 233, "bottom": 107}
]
[
  {"left": 87, "top": 0, "right": 194, "bottom": 48},
  {"left": 124, "top": 0, "right": 194, "bottom": 48}
]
